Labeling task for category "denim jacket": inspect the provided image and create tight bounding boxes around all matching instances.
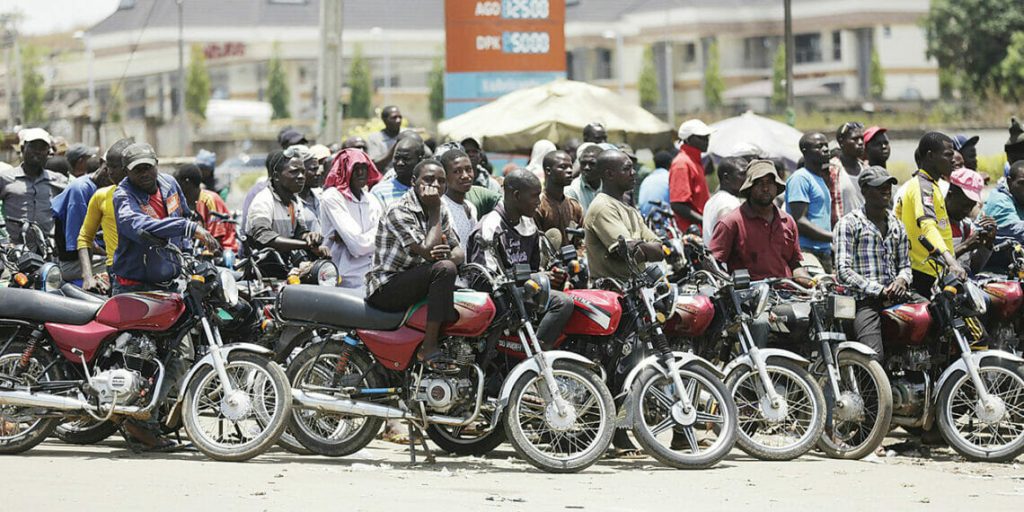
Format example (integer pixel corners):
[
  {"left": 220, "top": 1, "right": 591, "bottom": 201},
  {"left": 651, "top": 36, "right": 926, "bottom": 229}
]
[{"left": 112, "top": 173, "right": 197, "bottom": 284}]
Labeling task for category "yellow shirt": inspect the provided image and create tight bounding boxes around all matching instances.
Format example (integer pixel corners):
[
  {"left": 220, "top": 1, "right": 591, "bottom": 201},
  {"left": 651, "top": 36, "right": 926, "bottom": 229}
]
[
  {"left": 894, "top": 171, "right": 952, "bottom": 277},
  {"left": 77, "top": 185, "right": 119, "bottom": 267}
]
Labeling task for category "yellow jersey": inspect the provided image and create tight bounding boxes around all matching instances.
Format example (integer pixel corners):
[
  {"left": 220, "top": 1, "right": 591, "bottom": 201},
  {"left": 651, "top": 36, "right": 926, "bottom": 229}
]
[
  {"left": 77, "top": 185, "right": 119, "bottom": 267},
  {"left": 894, "top": 171, "right": 952, "bottom": 277}
]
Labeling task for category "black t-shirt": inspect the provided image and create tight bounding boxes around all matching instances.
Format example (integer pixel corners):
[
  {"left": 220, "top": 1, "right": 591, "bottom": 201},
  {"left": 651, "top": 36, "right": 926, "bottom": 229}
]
[{"left": 467, "top": 204, "right": 540, "bottom": 272}]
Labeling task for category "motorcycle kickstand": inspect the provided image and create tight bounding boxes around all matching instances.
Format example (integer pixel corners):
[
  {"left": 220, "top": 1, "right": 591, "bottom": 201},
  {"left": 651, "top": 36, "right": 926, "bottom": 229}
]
[{"left": 407, "top": 423, "right": 436, "bottom": 465}]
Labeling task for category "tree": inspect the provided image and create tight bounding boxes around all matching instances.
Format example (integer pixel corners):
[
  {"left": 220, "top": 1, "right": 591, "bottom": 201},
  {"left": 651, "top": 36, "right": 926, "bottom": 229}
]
[
  {"left": 267, "top": 45, "right": 290, "bottom": 120},
  {"left": 20, "top": 44, "right": 45, "bottom": 125},
  {"left": 1000, "top": 32, "right": 1024, "bottom": 101},
  {"left": 638, "top": 45, "right": 659, "bottom": 109},
  {"left": 185, "top": 44, "right": 211, "bottom": 118},
  {"left": 868, "top": 47, "right": 885, "bottom": 100},
  {"left": 107, "top": 86, "right": 124, "bottom": 124},
  {"left": 428, "top": 55, "right": 445, "bottom": 121},
  {"left": 348, "top": 44, "right": 373, "bottom": 119},
  {"left": 771, "top": 44, "right": 786, "bottom": 111},
  {"left": 703, "top": 40, "right": 724, "bottom": 110},
  {"left": 924, "top": 0, "right": 1024, "bottom": 99}
]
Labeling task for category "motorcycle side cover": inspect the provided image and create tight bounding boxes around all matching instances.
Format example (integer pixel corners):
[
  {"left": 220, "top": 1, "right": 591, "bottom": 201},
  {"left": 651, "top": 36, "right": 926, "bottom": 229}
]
[
  {"left": 95, "top": 292, "right": 186, "bottom": 331},
  {"left": 563, "top": 289, "right": 622, "bottom": 337},
  {"left": 881, "top": 302, "right": 932, "bottom": 346},
  {"left": 663, "top": 294, "right": 715, "bottom": 337}
]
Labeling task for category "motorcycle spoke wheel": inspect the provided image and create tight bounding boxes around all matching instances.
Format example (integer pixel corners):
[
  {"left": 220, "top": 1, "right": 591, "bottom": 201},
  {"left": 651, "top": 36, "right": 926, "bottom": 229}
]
[
  {"left": 938, "top": 361, "right": 1024, "bottom": 462},
  {"left": 292, "top": 353, "right": 368, "bottom": 444},
  {"left": 0, "top": 344, "right": 61, "bottom": 453},
  {"left": 818, "top": 353, "right": 892, "bottom": 460}
]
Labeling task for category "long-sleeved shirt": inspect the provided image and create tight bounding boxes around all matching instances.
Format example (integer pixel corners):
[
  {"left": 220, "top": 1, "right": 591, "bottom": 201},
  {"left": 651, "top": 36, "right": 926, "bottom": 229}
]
[
  {"left": 78, "top": 185, "right": 118, "bottom": 267},
  {"left": 894, "top": 171, "right": 953, "bottom": 277},
  {"left": 319, "top": 187, "right": 383, "bottom": 289},
  {"left": 982, "top": 183, "right": 1024, "bottom": 242},
  {"left": 833, "top": 208, "right": 912, "bottom": 299},
  {"left": 51, "top": 174, "right": 99, "bottom": 259},
  {"left": 112, "top": 174, "right": 196, "bottom": 284},
  {"left": 0, "top": 165, "right": 67, "bottom": 247}
]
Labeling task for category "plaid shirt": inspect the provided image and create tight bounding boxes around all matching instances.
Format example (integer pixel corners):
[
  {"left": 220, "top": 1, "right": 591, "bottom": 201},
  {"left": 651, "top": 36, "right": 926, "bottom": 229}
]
[
  {"left": 365, "top": 189, "right": 458, "bottom": 297},
  {"left": 833, "top": 207, "right": 913, "bottom": 299}
]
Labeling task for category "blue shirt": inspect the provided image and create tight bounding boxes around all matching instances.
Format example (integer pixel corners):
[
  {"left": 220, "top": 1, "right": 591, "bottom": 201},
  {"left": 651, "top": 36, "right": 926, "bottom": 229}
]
[
  {"left": 51, "top": 174, "right": 98, "bottom": 253},
  {"left": 371, "top": 178, "right": 411, "bottom": 211},
  {"left": 785, "top": 167, "right": 832, "bottom": 253},
  {"left": 983, "top": 183, "right": 1024, "bottom": 242},
  {"left": 638, "top": 167, "right": 670, "bottom": 217}
]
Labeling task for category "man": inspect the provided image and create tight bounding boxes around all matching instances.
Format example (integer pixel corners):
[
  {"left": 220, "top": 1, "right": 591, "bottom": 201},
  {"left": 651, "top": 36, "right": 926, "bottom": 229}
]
[
  {"left": 864, "top": 126, "right": 890, "bottom": 169},
  {"left": 565, "top": 143, "right": 603, "bottom": 214},
  {"left": 831, "top": 121, "right": 867, "bottom": 217},
  {"left": 1006, "top": 118, "right": 1024, "bottom": 171},
  {"left": 246, "top": 149, "right": 327, "bottom": 259},
  {"left": 460, "top": 137, "right": 500, "bottom": 192},
  {"left": 947, "top": 168, "right": 994, "bottom": 273},
  {"left": 78, "top": 138, "right": 134, "bottom": 293},
  {"left": 582, "top": 122, "right": 608, "bottom": 144},
  {"left": 984, "top": 160, "right": 1024, "bottom": 256},
  {"left": 669, "top": 119, "right": 714, "bottom": 234},
  {"left": 175, "top": 164, "right": 239, "bottom": 252},
  {"left": 534, "top": 150, "right": 583, "bottom": 245},
  {"left": 466, "top": 184, "right": 502, "bottom": 218},
  {"left": 833, "top": 166, "right": 912, "bottom": 360},
  {"left": 563, "top": 138, "right": 582, "bottom": 164},
  {"left": 468, "top": 169, "right": 574, "bottom": 351},
  {"left": 111, "top": 143, "right": 219, "bottom": 294},
  {"left": 702, "top": 156, "right": 748, "bottom": 247},
  {"left": 367, "top": 105, "right": 405, "bottom": 170},
  {"left": 66, "top": 144, "right": 97, "bottom": 178},
  {"left": 297, "top": 147, "right": 323, "bottom": 234},
  {"left": 438, "top": 146, "right": 478, "bottom": 252},
  {"left": 50, "top": 143, "right": 115, "bottom": 285},
  {"left": 241, "top": 144, "right": 314, "bottom": 237},
  {"left": 952, "top": 134, "right": 980, "bottom": 172},
  {"left": 894, "top": 132, "right": 965, "bottom": 297},
  {"left": 278, "top": 128, "right": 307, "bottom": 149},
  {"left": 787, "top": 133, "right": 835, "bottom": 273},
  {"left": 372, "top": 137, "right": 423, "bottom": 210},
  {"left": 0, "top": 128, "right": 68, "bottom": 249},
  {"left": 584, "top": 149, "right": 666, "bottom": 281},
  {"left": 342, "top": 136, "right": 369, "bottom": 153},
  {"left": 637, "top": 150, "right": 673, "bottom": 217}
]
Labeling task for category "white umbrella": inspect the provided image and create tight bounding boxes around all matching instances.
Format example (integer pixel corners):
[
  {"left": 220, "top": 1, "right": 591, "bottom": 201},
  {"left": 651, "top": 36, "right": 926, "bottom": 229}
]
[{"left": 708, "top": 111, "right": 804, "bottom": 169}]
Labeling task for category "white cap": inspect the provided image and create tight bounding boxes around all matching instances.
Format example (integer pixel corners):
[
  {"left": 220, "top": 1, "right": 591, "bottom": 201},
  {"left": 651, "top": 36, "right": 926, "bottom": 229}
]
[
  {"left": 677, "top": 119, "right": 715, "bottom": 141},
  {"left": 18, "top": 128, "right": 52, "bottom": 147}
]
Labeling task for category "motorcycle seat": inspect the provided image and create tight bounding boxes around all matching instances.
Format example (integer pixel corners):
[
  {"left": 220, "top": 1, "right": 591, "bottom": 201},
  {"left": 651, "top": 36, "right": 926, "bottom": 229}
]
[
  {"left": 0, "top": 287, "right": 101, "bottom": 325},
  {"left": 278, "top": 284, "right": 407, "bottom": 331},
  {"left": 59, "top": 283, "right": 106, "bottom": 303}
]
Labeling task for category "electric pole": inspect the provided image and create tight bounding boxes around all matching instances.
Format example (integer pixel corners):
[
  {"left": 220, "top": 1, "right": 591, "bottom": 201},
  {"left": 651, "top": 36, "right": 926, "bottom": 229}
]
[
  {"left": 318, "top": 0, "right": 343, "bottom": 144},
  {"left": 177, "top": 0, "right": 187, "bottom": 155},
  {"left": 784, "top": 0, "right": 794, "bottom": 110}
]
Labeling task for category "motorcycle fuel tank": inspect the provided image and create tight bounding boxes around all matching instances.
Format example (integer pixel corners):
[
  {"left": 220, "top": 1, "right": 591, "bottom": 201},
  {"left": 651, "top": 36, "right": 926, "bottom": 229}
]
[
  {"left": 405, "top": 290, "right": 496, "bottom": 338},
  {"left": 881, "top": 302, "right": 932, "bottom": 346},
  {"left": 563, "top": 289, "right": 622, "bottom": 337},
  {"left": 664, "top": 294, "right": 715, "bottom": 338},
  {"left": 982, "top": 280, "right": 1023, "bottom": 321},
  {"left": 94, "top": 292, "right": 186, "bottom": 331}
]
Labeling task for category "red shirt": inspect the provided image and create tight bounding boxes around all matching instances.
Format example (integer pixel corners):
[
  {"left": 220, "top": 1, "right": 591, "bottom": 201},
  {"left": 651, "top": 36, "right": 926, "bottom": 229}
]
[
  {"left": 669, "top": 144, "right": 710, "bottom": 233},
  {"left": 196, "top": 189, "right": 239, "bottom": 251},
  {"left": 709, "top": 203, "right": 803, "bottom": 281}
]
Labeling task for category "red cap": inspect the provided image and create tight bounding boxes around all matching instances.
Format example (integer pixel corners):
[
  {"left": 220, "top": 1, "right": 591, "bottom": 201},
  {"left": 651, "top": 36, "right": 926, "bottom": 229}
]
[{"left": 863, "top": 126, "right": 887, "bottom": 145}]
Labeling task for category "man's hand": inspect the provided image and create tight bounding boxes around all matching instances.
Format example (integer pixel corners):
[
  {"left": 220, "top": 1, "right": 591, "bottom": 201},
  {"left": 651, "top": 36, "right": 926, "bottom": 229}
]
[
  {"left": 194, "top": 226, "right": 220, "bottom": 252},
  {"left": 429, "top": 244, "right": 452, "bottom": 261},
  {"left": 314, "top": 245, "right": 331, "bottom": 258},
  {"left": 947, "top": 256, "right": 968, "bottom": 281},
  {"left": 548, "top": 267, "right": 568, "bottom": 290},
  {"left": 82, "top": 274, "right": 108, "bottom": 294},
  {"left": 883, "top": 277, "right": 908, "bottom": 301},
  {"left": 975, "top": 214, "right": 997, "bottom": 246},
  {"left": 302, "top": 231, "right": 323, "bottom": 248},
  {"left": 418, "top": 182, "right": 442, "bottom": 211}
]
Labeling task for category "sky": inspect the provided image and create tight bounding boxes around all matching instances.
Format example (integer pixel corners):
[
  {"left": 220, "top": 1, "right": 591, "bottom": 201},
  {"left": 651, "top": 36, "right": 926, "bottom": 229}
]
[{"left": 0, "top": 0, "right": 120, "bottom": 35}]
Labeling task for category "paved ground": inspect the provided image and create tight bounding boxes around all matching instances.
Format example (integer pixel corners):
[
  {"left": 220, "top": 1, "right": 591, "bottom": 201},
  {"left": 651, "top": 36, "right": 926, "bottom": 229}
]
[{"left": 3, "top": 433, "right": 1022, "bottom": 511}]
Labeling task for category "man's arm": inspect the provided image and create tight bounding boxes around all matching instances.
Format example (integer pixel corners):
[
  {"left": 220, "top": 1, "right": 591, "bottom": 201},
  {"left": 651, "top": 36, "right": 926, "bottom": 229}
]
[
  {"left": 789, "top": 201, "right": 833, "bottom": 242},
  {"left": 113, "top": 190, "right": 196, "bottom": 245},
  {"left": 670, "top": 202, "right": 702, "bottom": 225}
]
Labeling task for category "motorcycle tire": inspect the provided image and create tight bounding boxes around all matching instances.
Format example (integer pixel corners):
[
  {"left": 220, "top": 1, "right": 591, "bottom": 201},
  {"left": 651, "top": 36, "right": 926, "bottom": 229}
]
[
  {"left": 629, "top": 363, "right": 738, "bottom": 469},
  {"left": 937, "top": 359, "right": 1024, "bottom": 462},
  {"left": 426, "top": 423, "right": 506, "bottom": 456},
  {"left": 0, "top": 342, "right": 63, "bottom": 454},
  {"left": 726, "top": 357, "right": 826, "bottom": 461},
  {"left": 55, "top": 419, "right": 120, "bottom": 445},
  {"left": 817, "top": 352, "right": 893, "bottom": 460},
  {"left": 285, "top": 342, "right": 384, "bottom": 457},
  {"left": 503, "top": 360, "right": 615, "bottom": 473},
  {"left": 182, "top": 352, "right": 291, "bottom": 462}
]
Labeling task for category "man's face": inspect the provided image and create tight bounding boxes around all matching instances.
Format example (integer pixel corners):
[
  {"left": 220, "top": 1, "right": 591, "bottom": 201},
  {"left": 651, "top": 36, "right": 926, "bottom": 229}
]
[
  {"left": 21, "top": 140, "right": 50, "bottom": 169},
  {"left": 276, "top": 157, "right": 306, "bottom": 194},
  {"left": 946, "top": 186, "right": 976, "bottom": 221},
  {"left": 1009, "top": 172, "right": 1024, "bottom": 207},
  {"left": 605, "top": 157, "right": 636, "bottom": 190},
  {"left": 182, "top": 181, "right": 201, "bottom": 208},
  {"left": 463, "top": 144, "right": 482, "bottom": 168},
  {"left": 512, "top": 183, "right": 542, "bottom": 216},
  {"left": 447, "top": 156, "right": 474, "bottom": 194},
  {"left": 546, "top": 154, "right": 574, "bottom": 187},
  {"left": 584, "top": 125, "right": 607, "bottom": 144},
  {"left": 865, "top": 133, "right": 890, "bottom": 163},
  {"left": 862, "top": 183, "right": 893, "bottom": 212},
  {"left": 725, "top": 166, "right": 748, "bottom": 195},
  {"left": 383, "top": 109, "right": 403, "bottom": 133},
  {"left": 108, "top": 161, "right": 128, "bottom": 185},
  {"left": 840, "top": 129, "right": 865, "bottom": 159},
  {"left": 748, "top": 176, "right": 778, "bottom": 207},
  {"left": 414, "top": 165, "right": 446, "bottom": 199},
  {"left": 928, "top": 140, "right": 955, "bottom": 179},
  {"left": 579, "top": 149, "right": 601, "bottom": 185},
  {"left": 351, "top": 162, "right": 369, "bottom": 191},
  {"left": 952, "top": 151, "right": 965, "bottom": 171},
  {"left": 687, "top": 134, "right": 710, "bottom": 153},
  {"left": 303, "top": 158, "right": 322, "bottom": 189},
  {"left": 393, "top": 144, "right": 422, "bottom": 182},
  {"left": 802, "top": 134, "right": 830, "bottom": 168},
  {"left": 128, "top": 163, "right": 159, "bottom": 194}
]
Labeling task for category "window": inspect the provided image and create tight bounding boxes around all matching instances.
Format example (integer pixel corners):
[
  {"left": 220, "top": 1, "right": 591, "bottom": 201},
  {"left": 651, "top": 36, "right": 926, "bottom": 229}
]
[
  {"left": 743, "top": 36, "right": 780, "bottom": 68},
  {"left": 595, "top": 48, "right": 613, "bottom": 80},
  {"left": 795, "top": 33, "right": 822, "bottom": 64},
  {"left": 883, "top": 25, "right": 892, "bottom": 37},
  {"left": 683, "top": 42, "right": 696, "bottom": 63},
  {"left": 832, "top": 31, "right": 841, "bottom": 61}
]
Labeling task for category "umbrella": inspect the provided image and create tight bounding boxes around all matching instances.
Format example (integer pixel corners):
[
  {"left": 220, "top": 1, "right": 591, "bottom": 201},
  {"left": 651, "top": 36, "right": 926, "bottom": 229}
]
[
  {"left": 708, "top": 111, "right": 804, "bottom": 170},
  {"left": 438, "top": 79, "right": 674, "bottom": 153}
]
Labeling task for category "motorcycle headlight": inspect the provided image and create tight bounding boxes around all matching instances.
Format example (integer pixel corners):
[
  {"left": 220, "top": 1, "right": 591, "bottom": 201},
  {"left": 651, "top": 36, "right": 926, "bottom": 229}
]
[
  {"left": 828, "top": 294, "right": 857, "bottom": 320},
  {"left": 41, "top": 263, "right": 62, "bottom": 293},
  {"left": 315, "top": 260, "right": 339, "bottom": 287},
  {"left": 965, "top": 281, "right": 988, "bottom": 315},
  {"left": 218, "top": 269, "right": 239, "bottom": 306}
]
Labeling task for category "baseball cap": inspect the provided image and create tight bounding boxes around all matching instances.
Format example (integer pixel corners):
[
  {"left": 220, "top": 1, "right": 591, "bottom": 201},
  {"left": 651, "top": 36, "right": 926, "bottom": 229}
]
[
  {"left": 309, "top": 144, "right": 331, "bottom": 161},
  {"left": 952, "top": 134, "right": 980, "bottom": 152},
  {"left": 863, "top": 126, "right": 887, "bottom": 145},
  {"left": 858, "top": 165, "right": 897, "bottom": 189},
  {"left": 460, "top": 136, "right": 481, "bottom": 149},
  {"left": 278, "top": 128, "right": 307, "bottom": 147},
  {"left": 18, "top": 128, "right": 52, "bottom": 147},
  {"left": 739, "top": 159, "right": 786, "bottom": 196},
  {"left": 677, "top": 119, "right": 715, "bottom": 141},
  {"left": 950, "top": 168, "right": 984, "bottom": 203},
  {"left": 122, "top": 143, "right": 158, "bottom": 171},
  {"left": 66, "top": 143, "right": 97, "bottom": 166}
]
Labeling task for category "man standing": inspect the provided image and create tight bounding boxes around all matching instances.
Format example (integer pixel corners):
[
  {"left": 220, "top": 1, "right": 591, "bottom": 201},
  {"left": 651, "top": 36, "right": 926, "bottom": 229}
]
[
  {"left": 66, "top": 144, "right": 97, "bottom": 178},
  {"left": 461, "top": 137, "right": 500, "bottom": 192},
  {"left": 78, "top": 137, "right": 135, "bottom": 293},
  {"left": 438, "top": 147, "right": 478, "bottom": 252},
  {"left": 0, "top": 128, "right": 68, "bottom": 249},
  {"left": 787, "top": 133, "right": 835, "bottom": 273},
  {"left": 895, "top": 132, "right": 965, "bottom": 296},
  {"left": 669, "top": 119, "right": 714, "bottom": 234},
  {"left": 535, "top": 150, "right": 583, "bottom": 245},
  {"left": 565, "top": 143, "right": 603, "bottom": 214},
  {"left": 831, "top": 121, "right": 867, "bottom": 216},
  {"left": 51, "top": 145, "right": 114, "bottom": 285},
  {"left": 372, "top": 137, "right": 424, "bottom": 210},
  {"left": 863, "top": 126, "right": 890, "bottom": 169},
  {"left": 833, "top": 166, "right": 912, "bottom": 359},
  {"left": 702, "top": 157, "right": 748, "bottom": 247},
  {"left": 367, "top": 105, "right": 405, "bottom": 170},
  {"left": 582, "top": 122, "right": 608, "bottom": 144},
  {"left": 637, "top": 150, "right": 674, "bottom": 217}
]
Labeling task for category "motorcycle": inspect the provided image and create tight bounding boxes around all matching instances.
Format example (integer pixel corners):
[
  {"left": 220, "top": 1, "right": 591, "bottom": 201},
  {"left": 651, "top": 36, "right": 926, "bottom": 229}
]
[
  {"left": 0, "top": 230, "right": 292, "bottom": 461},
  {"left": 277, "top": 234, "right": 616, "bottom": 473},
  {"left": 880, "top": 236, "right": 1024, "bottom": 461},
  {"left": 975, "top": 239, "right": 1024, "bottom": 356}
]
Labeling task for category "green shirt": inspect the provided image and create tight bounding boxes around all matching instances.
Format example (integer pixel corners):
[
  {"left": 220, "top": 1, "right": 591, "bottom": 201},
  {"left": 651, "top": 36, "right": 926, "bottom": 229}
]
[
  {"left": 466, "top": 185, "right": 501, "bottom": 217},
  {"left": 584, "top": 192, "right": 660, "bottom": 281}
]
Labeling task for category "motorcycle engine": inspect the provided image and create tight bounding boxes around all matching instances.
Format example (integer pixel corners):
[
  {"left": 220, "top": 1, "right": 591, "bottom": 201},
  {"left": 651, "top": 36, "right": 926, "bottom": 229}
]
[
  {"left": 887, "top": 346, "right": 931, "bottom": 372},
  {"left": 891, "top": 377, "right": 927, "bottom": 418},
  {"left": 415, "top": 374, "right": 476, "bottom": 414},
  {"left": 87, "top": 333, "right": 160, "bottom": 406},
  {"left": 86, "top": 368, "right": 146, "bottom": 405}
]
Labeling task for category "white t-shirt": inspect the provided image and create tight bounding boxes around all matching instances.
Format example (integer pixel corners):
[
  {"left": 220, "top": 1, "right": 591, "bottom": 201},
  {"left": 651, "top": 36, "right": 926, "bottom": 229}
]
[
  {"left": 702, "top": 190, "right": 743, "bottom": 246},
  {"left": 442, "top": 194, "right": 478, "bottom": 251}
]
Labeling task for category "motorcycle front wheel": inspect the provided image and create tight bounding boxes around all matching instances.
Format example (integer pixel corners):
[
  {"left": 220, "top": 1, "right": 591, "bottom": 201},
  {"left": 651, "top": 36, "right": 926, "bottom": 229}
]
[
  {"left": 629, "top": 363, "right": 737, "bottom": 469},
  {"left": 817, "top": 352, "right": 893, "bottom": 460},
  {"left": 182, "top": 353, "right": 291, "bottom": 462},
  {"left": 503, "top": 360, "right": 615, "bottom": 473},
  {"left": 937, "top": 359, "right": 1024, "bottom": 462},
  {"left": 726, "top": 358, "right": 826, "bottom": 461}
]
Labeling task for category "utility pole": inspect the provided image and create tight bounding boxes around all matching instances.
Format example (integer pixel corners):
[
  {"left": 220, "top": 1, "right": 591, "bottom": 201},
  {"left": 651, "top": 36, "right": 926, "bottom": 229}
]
[
  {"left": 663, "top": 6, "right": 674, "bottom": 128},
  {"left": 1, "top": 14, "right": 17, "bottom": 126},
  {"left": 784, "top": 0, "right": 794, "bottom": 110},
  {"left": 177, "top": 0, "right": 187, "bottom": 155},
  {"left": 318, "top": 0, "right": 343, "bottom": 144}
]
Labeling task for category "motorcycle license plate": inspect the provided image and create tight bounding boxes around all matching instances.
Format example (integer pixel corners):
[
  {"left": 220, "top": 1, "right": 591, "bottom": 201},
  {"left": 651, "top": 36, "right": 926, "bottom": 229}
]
[{"left": 830, "top": 294, "right": 857, "bottom": 320}]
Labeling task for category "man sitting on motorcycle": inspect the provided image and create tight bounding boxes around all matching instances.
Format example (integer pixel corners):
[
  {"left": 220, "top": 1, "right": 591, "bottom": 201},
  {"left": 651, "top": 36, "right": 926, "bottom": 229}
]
[
  {"left": 833, "top": 166, "right": 912, "bottom": 360},
  {"left": 245, "top": 149, "right": 328, "bottom": 259},
  {"left": 946, "top": 168, "right": 995, "bottom": 274},
  {"left": 467, "top": 169, "right": 574, "bottom": 350}
]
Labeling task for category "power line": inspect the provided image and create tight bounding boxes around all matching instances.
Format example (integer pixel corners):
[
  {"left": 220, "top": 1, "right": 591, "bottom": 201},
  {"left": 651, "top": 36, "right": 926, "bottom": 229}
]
[{"left": 106, "top": 0, "right": 160, "bottom": 117}]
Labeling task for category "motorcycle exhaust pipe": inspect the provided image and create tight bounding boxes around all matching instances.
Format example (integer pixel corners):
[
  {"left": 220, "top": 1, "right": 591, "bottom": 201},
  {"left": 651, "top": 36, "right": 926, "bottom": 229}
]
[
  {"left": 291, "top": 389, "right": 470, "bottom": 426},
  {"left": 0, "top": 389, "right": 152, "bottom": 419}
]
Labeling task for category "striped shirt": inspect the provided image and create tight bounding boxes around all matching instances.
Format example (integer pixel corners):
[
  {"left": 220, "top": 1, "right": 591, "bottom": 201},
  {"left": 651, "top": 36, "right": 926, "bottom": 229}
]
[
  {"left": 371, "top": 178, "right": 411, "bottom": 211},
  {"left": 833, "top": 207, "right": 913, "bottom": 299}
]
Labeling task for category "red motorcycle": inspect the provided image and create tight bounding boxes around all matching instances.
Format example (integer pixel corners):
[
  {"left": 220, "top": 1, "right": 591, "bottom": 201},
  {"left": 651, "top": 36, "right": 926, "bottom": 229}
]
[
  {"left": 0, "top": 231, "right": 291, "bottom": 461},
  {"left": 976, "top": 239, "right": 1024, "bottom": 355}
]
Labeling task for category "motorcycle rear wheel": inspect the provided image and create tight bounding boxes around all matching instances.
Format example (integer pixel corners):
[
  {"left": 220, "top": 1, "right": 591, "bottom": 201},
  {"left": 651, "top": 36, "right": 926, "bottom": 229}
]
[
  {"left": 937, "top": 359, "right": 1024, "bottom": 462},
  {"left": 817, "top": 352, "right": 893, "bottom": 460},
  {"left": 0, "top": 342, "right": 62, "bottom": 454},
  {"left": 426, "top": 422, "right": 506, "bottom": 456},
  {"left": 629, "top": 363, "right": 738, "bottom": 469},
  {"left": 55, "top": 419, "right": 119, "bottom": 445},
  {"left": 503, "top": 360, "right": 615, "bottom": 473}
]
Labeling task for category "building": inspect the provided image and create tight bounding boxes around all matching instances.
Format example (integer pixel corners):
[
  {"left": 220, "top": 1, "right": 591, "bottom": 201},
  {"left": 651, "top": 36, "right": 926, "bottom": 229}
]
[{"left": 0, "top": 0, "right": 938, "bottom": 155}]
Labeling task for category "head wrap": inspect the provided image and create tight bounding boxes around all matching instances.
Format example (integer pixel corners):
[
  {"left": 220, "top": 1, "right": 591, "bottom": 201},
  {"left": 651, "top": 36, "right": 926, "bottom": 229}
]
[{"left": 323, "top": 148, "right": 382, "bottom": 201}]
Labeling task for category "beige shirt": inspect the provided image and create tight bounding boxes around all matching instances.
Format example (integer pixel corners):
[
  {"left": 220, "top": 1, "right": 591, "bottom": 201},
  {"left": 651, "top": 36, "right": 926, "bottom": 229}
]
[{"left": 584, "top": 192, "right": 660, "bottom": 281}]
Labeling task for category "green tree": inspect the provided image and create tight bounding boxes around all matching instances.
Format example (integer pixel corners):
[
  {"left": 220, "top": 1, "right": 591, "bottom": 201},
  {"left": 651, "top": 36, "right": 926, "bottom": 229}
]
[
  {"left": 267, "top": 45, "right": 290, "bottom": 120},
  {"left": 107, "top": 86, "right": 124, "bottom": 123},
  {"left": 703, "top": 40, "right": 724, "bottom": 110},
  {"left": 924, "top": 0, "right": 1024, "bottom": 99},
  {"left": 428, "top": 55, "right": 445, "bottom": 121},
  {"left": 638, "top": 45, "right": 659, "bottom": 109},
  {"left": 185, "top": 44, "right": 211, "bottom": 118},
  {"left": 869, "top": 47, "right": 886, "bottom": 99},
  {"left": 348, "top": 44, "right": 373, "bottom": 119},
  {"left": 1000, "top": 32, "right": 1024, "bottom": 101},
  {"left": 20, "top": 45, "right": 45, "bottom": 125},
  {"left": 771, "top": 44, "right": 786, "bottom": 111}
]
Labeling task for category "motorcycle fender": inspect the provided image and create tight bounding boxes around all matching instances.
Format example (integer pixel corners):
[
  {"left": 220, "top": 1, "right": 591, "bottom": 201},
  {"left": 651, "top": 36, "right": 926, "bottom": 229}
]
[
  {"left": 620, "top": 351, "right": 724, "bottom": 396},
  {"left": 494, "top": 351, "right": 601, "bottom": 420},
  {"left": 835, "top": 341, "right": 877, "bottom": 358},
  {"left": 173, "top": 343, "right": 277, "bottom": 403},
  {"left": 933, "top": 350, "right": 1024, "bottom": 399},
  {"left": 723, "top": 348, "right": 811, "bottom": 377}
]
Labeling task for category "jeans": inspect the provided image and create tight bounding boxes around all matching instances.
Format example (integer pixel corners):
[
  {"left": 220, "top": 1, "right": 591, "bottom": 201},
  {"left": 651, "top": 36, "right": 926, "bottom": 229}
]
[
  {"left": 535, "top": 290, "right": 574, "bottom": 349},
  {"left": 852, "top": 298, "right": 885, "bottom": 360},
  {"left": 367, "top": 261, "right": 459, "bottom": 324}
]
